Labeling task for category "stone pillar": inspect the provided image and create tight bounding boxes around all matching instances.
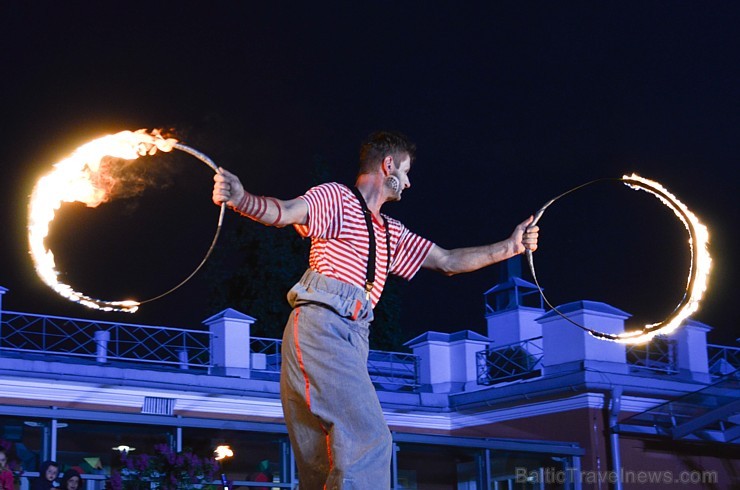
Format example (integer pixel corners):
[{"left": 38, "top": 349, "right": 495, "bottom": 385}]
[
  {"left": 539, "top": 300, "right": 629, "bottom": 374},
  {"left": 405, "top": 330, "right": 490, "bottom": 393},
  {"left": 203, "top": 308, "right": 256, "bottom": 377},
  {"left": 676, "top": 319, "right": 712, "bottom": 382},
  {"left": 450, "top": 332, "right": 491, "bottom": 391},
  {"left": 405, "top": 332, "right": 450, "bottom": 392}
]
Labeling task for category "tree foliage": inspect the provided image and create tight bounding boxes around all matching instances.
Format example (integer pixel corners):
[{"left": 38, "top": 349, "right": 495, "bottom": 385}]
[{"left": 205, "top": 219, "right": 309, "bottom": 339}]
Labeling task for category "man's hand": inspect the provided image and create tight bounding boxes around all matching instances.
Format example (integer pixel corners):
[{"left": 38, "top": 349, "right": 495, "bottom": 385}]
[
  {"left": 510, "top": 216, "right": 539, "bottom": 255},
  {"left": 212, "top": 167, "right": 246, "bottom": 208}
]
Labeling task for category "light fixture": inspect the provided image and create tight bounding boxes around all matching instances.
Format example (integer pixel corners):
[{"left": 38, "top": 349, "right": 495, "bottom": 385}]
[{"left": 111, "top": 445, "right": 136, "bottom": 453}]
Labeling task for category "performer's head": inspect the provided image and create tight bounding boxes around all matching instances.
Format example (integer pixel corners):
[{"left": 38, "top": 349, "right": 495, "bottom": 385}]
[
  {"left": 358, "top": 131, "right": 416, "bottom": 176},
  {"left": 358, "top": 131, "right": 415, "bottom": 201}
]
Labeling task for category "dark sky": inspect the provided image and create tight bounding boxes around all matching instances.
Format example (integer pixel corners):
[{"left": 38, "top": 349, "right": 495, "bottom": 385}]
[{"left": 1, "top": 3, "right": 737, "bottom": 345}]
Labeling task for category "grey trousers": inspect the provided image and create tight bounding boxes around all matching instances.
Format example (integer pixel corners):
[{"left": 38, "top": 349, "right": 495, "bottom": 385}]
[{"left": 280, "top": 269, "right": 392, "bottom": 490}]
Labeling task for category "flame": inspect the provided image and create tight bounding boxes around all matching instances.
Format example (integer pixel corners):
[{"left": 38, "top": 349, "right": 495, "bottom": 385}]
[
  {"left": 27, "top": 129, "right": 178, "bottom": 313},
  {"left": 527, "top": 173, "right": 712, "bottom": 345},
  {"left": 605, "top": 173, "right": 712, "bottom": 344},
  {"left": 214, "top": 445, "right": 234, "bottom": 461}
]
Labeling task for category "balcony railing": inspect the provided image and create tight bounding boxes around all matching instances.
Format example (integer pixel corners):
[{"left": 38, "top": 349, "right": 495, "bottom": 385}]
[
  {"left": 0, "top": 310, "right": 419, "bottom": 391},
  {"left": 250, "top": 336, "right": 283, "bottom": 380},
  {"left": 626, "top": 337, "right": 678, "bottom": 374},
  {"left": 707, "top": 343, "right": 740, "bottom": 376},
  {"left": 367, "top": 350, "right": 420, "bottom": 392},
  {"left": 477, "top": 336, "right": 700, "bottom": 383},
  {"left": 477, "top": 337, "right": 544, "bottom": 385},
  {"left": 0, "top": 310, "right": 213, "bottom": 370},
  {"left": 249, "top": 336, "right": 420, "bottom": 392}
]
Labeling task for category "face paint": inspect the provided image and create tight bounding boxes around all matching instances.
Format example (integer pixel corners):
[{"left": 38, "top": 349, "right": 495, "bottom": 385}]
[{"left": 386, "top": 155, "right": 411, "bottom": 201}]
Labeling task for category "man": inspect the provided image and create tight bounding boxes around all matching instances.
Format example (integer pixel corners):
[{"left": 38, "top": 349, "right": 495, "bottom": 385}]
[{"left": 212, "top": 131, "right": 538, "bottom": 489}]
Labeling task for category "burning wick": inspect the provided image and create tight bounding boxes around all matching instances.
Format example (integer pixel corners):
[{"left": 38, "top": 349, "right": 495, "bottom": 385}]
[
  {"left": 214, "top": 445, "right": 234, "bottom": 461},
  {"left": 214, "top": 445, "right": 234, "bottom": 490},
  {"left": 27, "top": 129, "right": 224, "bottom": 313},
  {"left": 526, "top": 174, "right": 711, "bottom": 344}
]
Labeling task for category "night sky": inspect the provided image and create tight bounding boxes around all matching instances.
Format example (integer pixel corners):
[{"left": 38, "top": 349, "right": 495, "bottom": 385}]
[{"left": 1, "top": 3, "right": 737, "bottom": 345}]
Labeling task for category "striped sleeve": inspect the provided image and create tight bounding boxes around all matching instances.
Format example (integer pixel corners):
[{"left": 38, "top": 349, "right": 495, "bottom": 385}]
[
  {"left": 390, "top": 220, "right": 434, "bottom": 281},
  {"left": 293, "top": 183, "right": 344, "bottom": 239}
]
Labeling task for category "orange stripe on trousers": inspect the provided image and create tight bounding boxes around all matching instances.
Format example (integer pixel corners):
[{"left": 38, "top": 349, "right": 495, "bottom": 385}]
[
  {"left": 292, "top": 308, "right": 334, "bottom": 477},
  {"left": 292, "top": 308, "right": 312, "bottom": 407}
]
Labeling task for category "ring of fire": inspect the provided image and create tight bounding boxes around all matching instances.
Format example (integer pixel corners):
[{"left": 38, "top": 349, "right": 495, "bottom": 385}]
[
  {"left": 525, "top": 174, "right": 711, "bottom": 344},
  {"left": 27, "top": 130, "right": 225, "bottom": 313}
]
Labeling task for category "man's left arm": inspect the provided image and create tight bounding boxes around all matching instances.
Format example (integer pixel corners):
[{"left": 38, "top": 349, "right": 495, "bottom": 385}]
[{"left": 421, "top": 217, "right": 539, "bottom": 276}]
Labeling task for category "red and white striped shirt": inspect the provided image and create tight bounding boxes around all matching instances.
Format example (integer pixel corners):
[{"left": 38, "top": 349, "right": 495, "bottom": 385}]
[{"left": 294, "top": 182, "right": 434, "bottom": 307}]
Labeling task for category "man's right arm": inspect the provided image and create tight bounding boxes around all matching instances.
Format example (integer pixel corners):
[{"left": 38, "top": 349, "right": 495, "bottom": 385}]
[
  {"left": 212, "top": 167, "right": 308, "bottom": 227},
  {"left": 421, "top": 217, "right": 538, "bottom": 276}
]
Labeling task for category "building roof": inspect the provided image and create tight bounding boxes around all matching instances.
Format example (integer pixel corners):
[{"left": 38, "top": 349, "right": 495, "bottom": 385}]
[
  {"left": 202, "top": 307, "right": 257, "bottom": 324},
  {"left": 483, "top": 276, "right": 539, "bottom": 295},
  {"left": 404, "top": 330, "right": 490, "bottom": 347},
  {"left": 537, "top": 300, "right": 631, "bottom": 321}
]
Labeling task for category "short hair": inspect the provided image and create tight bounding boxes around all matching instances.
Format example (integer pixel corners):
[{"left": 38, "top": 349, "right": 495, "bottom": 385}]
[
  {"left": 61, "top": 468, "right": 82, "bottom": 487},
  {"left": 358, "top": 131, "right": 416, "bottom": 175}
]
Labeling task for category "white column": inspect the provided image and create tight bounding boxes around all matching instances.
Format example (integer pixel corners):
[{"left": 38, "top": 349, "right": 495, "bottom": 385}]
[
  {"left": 450, "top": 334, "right": 491, "bottom": 391},
  {"left": 676, "top": 319, "right": 712, "bottom": 382},
  {"left": 176, "top": 426, "right": 183, "bottom": 452},
  {"left": 405, "top": 330, "right": 489, "bottom": 393},
  {"left": 405, "top": 332, "right": 451, "bottom": 392},
  {"left": 94, "top": 330, "right": 110, "bottom": 363},
  {"left": 486, "top": 308, "right": 543, "bottom": 347},
  {"left": 540, "top": 300, "right": 629, "bottom": 374},
  {"left": 50, "top": 418, "right": 58, "bottom": 461},
  {"left": 203, "top": 308, "right": 257, "bottom": 377}
]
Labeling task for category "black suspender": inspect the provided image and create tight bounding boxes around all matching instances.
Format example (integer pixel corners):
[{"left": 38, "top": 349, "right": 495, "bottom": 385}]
[{"left": 350, "top": 186, "right": 391, "bottom": 299}]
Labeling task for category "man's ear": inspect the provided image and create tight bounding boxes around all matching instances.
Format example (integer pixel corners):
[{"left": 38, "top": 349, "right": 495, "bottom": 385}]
[{"left": 381, "top": 155, "right": 394, "bottom": 176}]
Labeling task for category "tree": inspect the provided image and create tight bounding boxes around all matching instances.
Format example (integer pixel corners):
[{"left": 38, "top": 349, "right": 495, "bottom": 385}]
[{"left": 205, "top": 219, "right": 309, "bottom": 339}]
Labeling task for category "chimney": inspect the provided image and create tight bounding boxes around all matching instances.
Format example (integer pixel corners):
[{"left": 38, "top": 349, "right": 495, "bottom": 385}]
[{"left": 484, "top": 257, "right": 544, "bottom": 347}]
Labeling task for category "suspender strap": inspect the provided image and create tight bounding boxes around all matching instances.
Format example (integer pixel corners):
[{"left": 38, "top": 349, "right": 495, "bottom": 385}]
[{"left": 350, "top": 186, "right": 391, "bottom": 299}]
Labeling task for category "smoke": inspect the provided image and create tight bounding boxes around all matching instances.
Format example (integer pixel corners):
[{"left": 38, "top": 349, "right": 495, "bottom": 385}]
[{"left": 87, "top": 154, "right": 177, "bottom": 209}]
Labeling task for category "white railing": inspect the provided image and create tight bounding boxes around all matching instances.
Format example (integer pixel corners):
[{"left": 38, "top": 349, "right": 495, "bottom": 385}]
[
  {"left": 0, "top": 310, "right": 212, "bottom": 370},
  {"left": 707, "top": 343, "right": 740, "bottom": 376},
  {"left": 626, "top": 337, "right": 678, "bottom": 374},
  {"left": 0, "top": 311, "right": 418, "bottom": 391},
  {"left": 250, "top": 336, "right": 420, "bottom": 391},
  {"left": 477, "top": 337, "right": 544, "bottom": 385}
]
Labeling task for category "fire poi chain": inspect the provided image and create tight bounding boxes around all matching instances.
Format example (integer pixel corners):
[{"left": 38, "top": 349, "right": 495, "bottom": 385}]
[{"left": 27, "top": 129, "right": 224, "bottom": 313}]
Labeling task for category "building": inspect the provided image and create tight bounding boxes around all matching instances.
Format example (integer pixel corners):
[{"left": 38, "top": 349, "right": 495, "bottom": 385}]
[{"left": 0, "top": 264, "right": 737, "bottom": 489}]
